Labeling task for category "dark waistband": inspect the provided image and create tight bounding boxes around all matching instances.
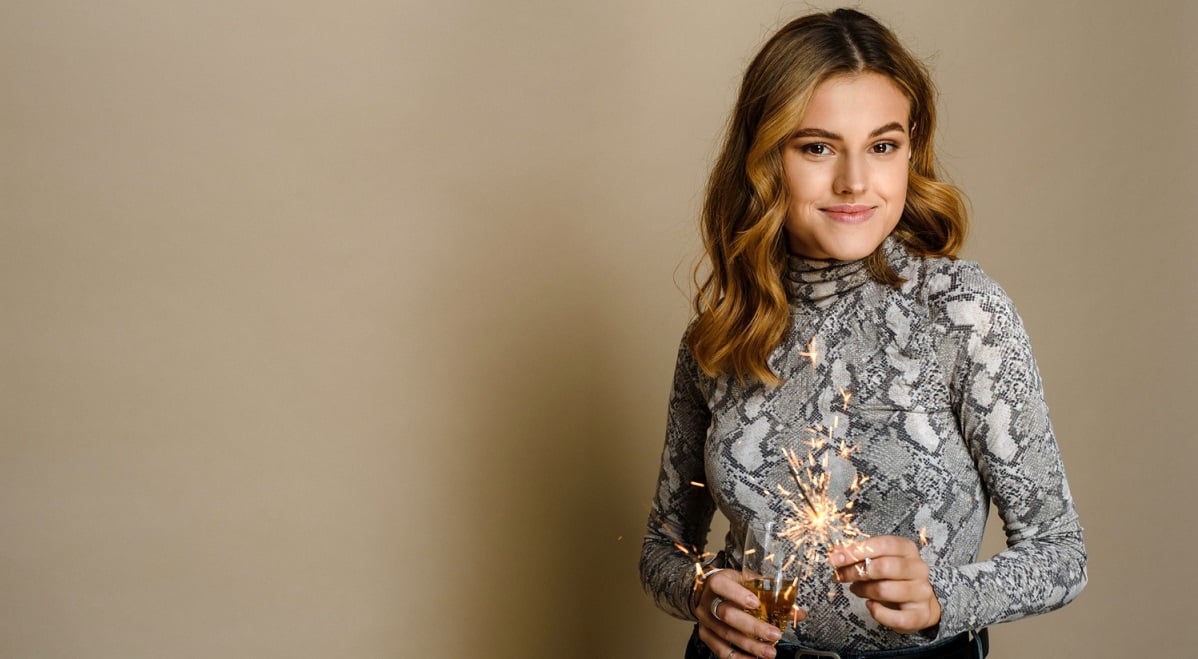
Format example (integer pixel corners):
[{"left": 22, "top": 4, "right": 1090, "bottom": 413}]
[{"left": 776, "top": 629, "right": 988, "bottom": 659}]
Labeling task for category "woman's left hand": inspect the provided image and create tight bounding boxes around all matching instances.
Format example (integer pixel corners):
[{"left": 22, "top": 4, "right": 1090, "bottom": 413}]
[{"left": 829, "top": 535, "right": 941, "bottom": 635}]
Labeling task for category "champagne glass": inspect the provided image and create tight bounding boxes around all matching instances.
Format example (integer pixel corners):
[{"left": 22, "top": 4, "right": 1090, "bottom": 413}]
[{"left": 741, "top": 519, "right": 800, "bottom": 632}]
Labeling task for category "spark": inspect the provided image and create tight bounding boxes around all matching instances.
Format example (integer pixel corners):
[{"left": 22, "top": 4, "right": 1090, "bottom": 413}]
[
  {"left": 803, "top": 427, "right": 828, "bottom": 451},
  {"left": 838, "top": 387, "right": 853, "bottom": 411},
  {"left": 669, "top": 539, "right": 713, "bottom": 582},
  {"left": 690, "top": 481, "right": 706, "bottom": 488},
  {"left": 648, "top": 507, "right": 714, "bottom": 589},
  {"left": 775, "top": 439, "right": 869, "bottom": 580},
  {"left": 837, "top": 438, "right": 857, "bottom": 459},
  {"left": 799, "top": 337, "right": 820, "bottom": 367},
  {"left": 848, "top": 473, "right": 870, "bottom": 491},
  {"left": 803, "top": 418, "right": 838, "bottom": 451},
  {"left": 919, "top": 526, "right": 930, "bottom": 547}
]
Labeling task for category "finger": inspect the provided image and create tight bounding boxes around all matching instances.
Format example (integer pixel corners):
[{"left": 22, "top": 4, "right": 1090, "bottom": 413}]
[
  {"left": 696, "top": 581, "right": 782, "bottom": 658},
  {"left": 849, "top": 575, "right": 934, "bottom": 603},
  {"left": 831, "top": 535, "right": 929, "bottom": 584},
  {"left": 697, "top": 625, "right": 742, "bottom": 659},
  {"left": 830, "top": 535, "right": 918, "bottom": 568},
  {"left": 720, "top": 604, "right": 785, "bottom": 648},
  {"left": 698, "top": 619, "right": 779, "bottom": 659},
  {"left": 864, "top": 599, "right": 934, "bottom": 635},
  {"left": 696, "top": 573, "right": 759, "bottom": 628},
  {"left": 834, "top": 555, "right": 880, "bottom": 583},
  {"left": 705, "top": 571, "right": 760, "bottom": 609},
  {"left": 701, "top": 599, "right": 784, "bottom": 656},
  {"left": 835, "top": 553, "right": 930, "bottom": 584}
]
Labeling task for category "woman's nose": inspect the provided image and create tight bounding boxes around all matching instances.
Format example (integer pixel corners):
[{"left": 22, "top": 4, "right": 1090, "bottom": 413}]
[{"left": 833, "top": 154, "right": 867, "bottom": 195}]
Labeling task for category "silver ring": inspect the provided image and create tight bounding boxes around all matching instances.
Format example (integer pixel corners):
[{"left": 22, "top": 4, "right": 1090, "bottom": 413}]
[
  {"left": 725, "top": 648, "right": 736, "bottom": 659},
  {"left": 710, "top": 596, "right": 725, "bottom": 622},
  {"left": 854, "top": 562, "right": 866, "bottom": 578},
  {"left": 863, "top": 556, "right": 872, "bottom": 578}
]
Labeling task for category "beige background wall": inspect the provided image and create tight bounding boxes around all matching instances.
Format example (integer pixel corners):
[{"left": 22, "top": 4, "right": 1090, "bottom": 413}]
[{"left": 2, "top": 1, "right": 1194, "bottom": 657}]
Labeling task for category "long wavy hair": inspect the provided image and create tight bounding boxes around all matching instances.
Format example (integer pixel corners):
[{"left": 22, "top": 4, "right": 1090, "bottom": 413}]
[{"left": 689, "top": 8, "right": 968, "bottom": 386}]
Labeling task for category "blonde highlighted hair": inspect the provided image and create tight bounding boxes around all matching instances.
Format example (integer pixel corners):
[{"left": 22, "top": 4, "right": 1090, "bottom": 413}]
[{"left": 690, "top": 8, "right": 968, "bottom": 386}]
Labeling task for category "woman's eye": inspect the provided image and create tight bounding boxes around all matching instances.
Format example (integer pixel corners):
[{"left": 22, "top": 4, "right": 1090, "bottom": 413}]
[
  {"left": 801, "top": 143, "right": 830, "bottom": 156},
  {"left": 871, "top": 142, "right": 899, "bottom": 154}
]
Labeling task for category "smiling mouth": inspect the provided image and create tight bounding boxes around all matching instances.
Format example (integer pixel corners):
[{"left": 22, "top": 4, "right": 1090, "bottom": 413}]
[{"left": 821, "top": 205, "right": 876, "bottom": 223}]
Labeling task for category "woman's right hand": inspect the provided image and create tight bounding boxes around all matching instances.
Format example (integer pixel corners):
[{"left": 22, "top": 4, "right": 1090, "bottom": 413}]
[{"left": 694, "top": 570, "right": 805, "bottom": 659}]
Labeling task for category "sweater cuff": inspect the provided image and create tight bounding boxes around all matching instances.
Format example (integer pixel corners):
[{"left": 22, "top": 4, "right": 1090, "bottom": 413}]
[{"left": 927, "top": 564, "right": 964, "bottom": 640}]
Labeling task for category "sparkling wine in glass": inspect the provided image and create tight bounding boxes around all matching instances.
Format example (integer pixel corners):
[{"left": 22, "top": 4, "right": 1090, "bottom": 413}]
[{"left": 742, "top": 520, "right": 800, "bottom": 632}]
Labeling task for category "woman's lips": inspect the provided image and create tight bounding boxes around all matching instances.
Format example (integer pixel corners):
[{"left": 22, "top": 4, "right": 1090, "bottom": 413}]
[{"left": 821, "top": 205, "right": 876, "bottom": 223}]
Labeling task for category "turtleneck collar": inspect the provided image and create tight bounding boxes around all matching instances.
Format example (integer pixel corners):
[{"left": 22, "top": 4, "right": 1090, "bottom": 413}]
[{"left": 784, "top": 236, "right": 909, "bottom": 304}]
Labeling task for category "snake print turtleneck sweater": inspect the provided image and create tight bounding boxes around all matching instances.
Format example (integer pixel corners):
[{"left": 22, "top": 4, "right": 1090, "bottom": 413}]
[{"left": 640, "top": 239, "right": 1086, "bottom": 651}]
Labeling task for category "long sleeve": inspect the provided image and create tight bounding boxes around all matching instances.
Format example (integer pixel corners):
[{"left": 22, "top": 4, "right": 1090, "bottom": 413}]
[
  {"left": 639, "top": 335, "right": 717, "bottom": 621},
  {"left": 928, "top": 267, "right": 1088, "bottom": 636},
  {"left": 640, "top": 246, "right": 1086, "bottom": 648}
]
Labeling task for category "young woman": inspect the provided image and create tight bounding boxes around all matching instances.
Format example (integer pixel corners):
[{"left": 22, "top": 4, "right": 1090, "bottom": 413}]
[{"left": 640, "top": 9, "right": 1086, "bottom": 659}]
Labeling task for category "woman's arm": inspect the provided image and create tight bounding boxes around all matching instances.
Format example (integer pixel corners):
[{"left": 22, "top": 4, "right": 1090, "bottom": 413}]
[
  {"left": 929, "top": 264, "right": 1088, "bottom": 636},
  {"left": 639, "top": 336, "right": 718, "bottom": 620}
]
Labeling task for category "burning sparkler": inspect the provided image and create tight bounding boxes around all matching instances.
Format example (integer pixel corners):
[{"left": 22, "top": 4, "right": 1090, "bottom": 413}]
[
  {"left": 657, "top": 335, "right": 876, "bottom": 605},
  {"left": 776, "top": 433, "right": 869, "bottom": 580},
  {"left": 775, "top": 338, "right": 871, "bottom": 583}
]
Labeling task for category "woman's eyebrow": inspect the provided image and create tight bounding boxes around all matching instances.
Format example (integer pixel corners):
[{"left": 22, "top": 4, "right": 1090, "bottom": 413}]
[
  {"left": 791, "top": 122, "right": 907, "bottom": 141},
  {"left": 869, "top": 121, "right": 906, "bottom": 138},
  {"left": 792, "top": 127, "right": 841, "bottom": 140}
]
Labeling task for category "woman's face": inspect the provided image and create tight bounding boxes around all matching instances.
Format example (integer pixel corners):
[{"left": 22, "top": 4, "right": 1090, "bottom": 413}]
[{"left": 781, "top": 72, "right": 911, "bottom": 260}]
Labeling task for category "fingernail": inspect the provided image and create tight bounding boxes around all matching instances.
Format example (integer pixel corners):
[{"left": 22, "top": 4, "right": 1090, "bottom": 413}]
[
  {"left": 764, "top": 649, "right": 777, "bottom": 659},
  {"left": 746, "top": 596, "right": 760, "bottom": 608},
  {"left": 830, "top": 552, "right": 845, "bottom": 566},
  {"left": 766, "top": 627, "right": 782, "bottom": 642}
]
